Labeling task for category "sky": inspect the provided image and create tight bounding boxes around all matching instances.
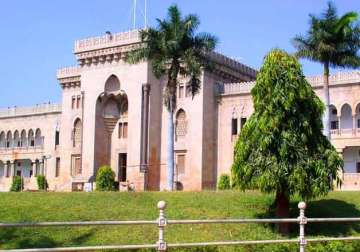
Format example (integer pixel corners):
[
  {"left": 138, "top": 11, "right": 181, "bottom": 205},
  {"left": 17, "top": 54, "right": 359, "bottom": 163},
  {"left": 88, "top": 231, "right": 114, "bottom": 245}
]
[{"left": 0, "top": 0, "right": 359, "bottom": 108}]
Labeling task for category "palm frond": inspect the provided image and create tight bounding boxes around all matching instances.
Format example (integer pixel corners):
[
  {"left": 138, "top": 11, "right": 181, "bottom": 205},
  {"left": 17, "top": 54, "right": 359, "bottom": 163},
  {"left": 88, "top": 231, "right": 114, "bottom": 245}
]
[{"left": 335, "top": 11, "right": 359, "bottom": 33}]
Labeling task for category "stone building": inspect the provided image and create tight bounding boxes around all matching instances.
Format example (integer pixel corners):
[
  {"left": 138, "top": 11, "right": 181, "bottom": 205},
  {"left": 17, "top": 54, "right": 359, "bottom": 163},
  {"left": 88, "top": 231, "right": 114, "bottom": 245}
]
[{"left": 0, "top": 30, "right": 359, "bottom": 191}]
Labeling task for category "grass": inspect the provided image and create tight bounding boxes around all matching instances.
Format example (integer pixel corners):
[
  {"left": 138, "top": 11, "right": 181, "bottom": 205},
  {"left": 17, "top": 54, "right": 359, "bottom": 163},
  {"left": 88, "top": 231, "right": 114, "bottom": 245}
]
[{"left": 1, "top": 191, "right": 360, "bottom": 251}]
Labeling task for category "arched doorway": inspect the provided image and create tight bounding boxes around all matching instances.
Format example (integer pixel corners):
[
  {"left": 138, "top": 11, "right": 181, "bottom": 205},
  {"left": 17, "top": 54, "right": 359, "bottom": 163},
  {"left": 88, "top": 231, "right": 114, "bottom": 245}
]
[{"left": 94, "top": 75, "right": 128, "bottom": 179}]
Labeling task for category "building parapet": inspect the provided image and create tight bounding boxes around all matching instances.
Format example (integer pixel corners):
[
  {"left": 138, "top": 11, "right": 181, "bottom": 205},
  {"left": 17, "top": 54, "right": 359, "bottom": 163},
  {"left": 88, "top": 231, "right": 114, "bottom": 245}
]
[
  {"left": 306, "top": 71, "right": 360, "bottom": 87},
  {"left": 208, "top": 52, "right": 257, "bottom": 79},
  {"left": 219, "top": 71, "right": 360, "bottom": 96},
  {"left": 74, "top": 30, "right": 140, "bottom": 54},
  {"left": 56, "top": 66, "right": 82, "bottom": 79},
  {"left": 0, "top": 103, "right": 62, "bottom": 118}
]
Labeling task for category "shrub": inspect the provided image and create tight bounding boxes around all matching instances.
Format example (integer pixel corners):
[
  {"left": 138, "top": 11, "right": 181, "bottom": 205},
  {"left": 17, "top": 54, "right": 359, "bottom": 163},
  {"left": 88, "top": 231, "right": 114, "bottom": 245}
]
[
  {"left": 217, "top": 174, "right": 231, "bottom": 190},
  {"left": 96, "top": 165, "right": 115, "bottom": 191},
  {"left": 10, "top": 176, "right": 22, "bottom": 192},
  {"left": 37, "top": 175, "right": 47, "bottom": 191}
]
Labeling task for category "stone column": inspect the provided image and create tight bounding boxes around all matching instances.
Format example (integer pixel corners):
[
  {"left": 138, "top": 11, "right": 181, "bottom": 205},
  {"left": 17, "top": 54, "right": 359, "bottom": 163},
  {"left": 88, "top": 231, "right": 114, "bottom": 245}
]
[
  {"left": 140, "top": 83, "right": 150, "bottom": 190},
  {"left": 40, "top": 160, "right": 44, "bottom": 175},
  {"left": 4, "top": 162, "right": 9, "bottom": 177},
  {"left": 352, "top": 115, "right": 356, "bottom": 135},
  {"left": 10, "top": 161, "right": 15, "bottom": 177},
  {"left": 31, "top": 161, "right": 36, "bottom": 177},
  {"left": 140, "top": 84, "right": 150, "bottom": 171},
  {"left": 337, "top": 116, "right": 341, "bottom": 135}
]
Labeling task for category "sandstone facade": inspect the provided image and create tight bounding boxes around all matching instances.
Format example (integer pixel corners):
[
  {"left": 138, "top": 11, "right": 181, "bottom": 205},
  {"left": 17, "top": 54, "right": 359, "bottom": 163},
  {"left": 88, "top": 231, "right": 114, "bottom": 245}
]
[{"left": 0, "top": 30, "right": 359, "bottom": 191}]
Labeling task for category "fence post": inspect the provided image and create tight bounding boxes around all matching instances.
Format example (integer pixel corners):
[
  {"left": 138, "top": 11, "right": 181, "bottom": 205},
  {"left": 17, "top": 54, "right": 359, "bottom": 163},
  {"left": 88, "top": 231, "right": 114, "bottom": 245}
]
[
  {"left": 157, "top": 201, "right": 167, "bottom": 251},
  {"left": 298, "top": 202, "right": 307, "bottom": 252}
]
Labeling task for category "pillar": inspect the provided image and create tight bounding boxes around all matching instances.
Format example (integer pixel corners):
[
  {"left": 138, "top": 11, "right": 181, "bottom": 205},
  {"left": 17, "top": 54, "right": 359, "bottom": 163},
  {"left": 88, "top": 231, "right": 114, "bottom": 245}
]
[
  {"left": 40, "top": 160, "right": 44, "bottom": 175},
  {"left": 31, "top": 161, "right": 36, "bottom": 177},
  {"left": 10, "top": 161, "right": 15, "bottom": 177},
  {"left": 5, "top": 162, "right": 9, "bottom": 177},
  {"left": 140, "top": 83, "right": 150, "bottom": 190},
  {"left": 337, "top": 116, "right": 341, "bottom": 135},
  {"left": 352, "top": 115, "right": 356, "bottom": 135}
]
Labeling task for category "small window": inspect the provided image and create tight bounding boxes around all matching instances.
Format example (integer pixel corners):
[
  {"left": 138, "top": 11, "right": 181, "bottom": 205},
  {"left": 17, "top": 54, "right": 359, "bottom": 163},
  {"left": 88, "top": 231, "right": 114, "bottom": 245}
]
[
  {"left": 123, "top": 122, "right": 128, "bottom": 138},
  {"left": 358, "top": 119, "right": 360, "bottom": 129},
  {"left": 55, "top": 158, "right": 60, "bottom": 177},
  {"left": 179, "top": 85, "right": 184, "bottom": 98},
  {"left": 177, "top": 154, "right": 186, "bottom": 175},
  {"left": 6, "top": 141, "right": 10, "bottom": 148},
  {"left": 76, "top": 96, "right": 81, "bottom": 109},
  {"left": 30, "top": 140, "right": 35, "bottom": 147},
  {"left": 231, "top": 118, "right": 238, "bottom": 135},
  {"left": 71, "top": 97, "right": 76, "bottom": 109},
  {"left": 241, "top": 118, "right": 247, "bottom": 129},
  {"left": 71, "top": 155, "right": 81, "bottom": 176},
  {"left": 55, "top": 131, "right": 60, "bottom": 146},
  {"left": 332, "top": 109, "right": 337, "bottom": 115},
  {"left": 357, "top": 163, "right": 360, "bottom": 173},
  {"left": 331, "top": 121, "right": 339, "bottom": 130}
]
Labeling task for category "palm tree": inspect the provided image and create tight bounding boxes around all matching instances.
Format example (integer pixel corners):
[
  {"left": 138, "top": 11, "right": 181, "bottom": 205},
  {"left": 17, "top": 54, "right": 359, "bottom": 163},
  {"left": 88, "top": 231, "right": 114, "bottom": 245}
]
[
  {"left": 292, "top": 1, "right": 360, "bottom": 139},
  {"left": 125, "top": 5, "right": 217, "bottom": 190}
]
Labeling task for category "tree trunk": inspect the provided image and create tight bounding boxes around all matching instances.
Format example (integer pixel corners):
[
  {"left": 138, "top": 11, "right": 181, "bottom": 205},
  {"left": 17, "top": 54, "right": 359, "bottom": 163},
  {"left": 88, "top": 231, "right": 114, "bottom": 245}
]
[
  {"left": 323, "top": 62, "right": 331, "bottom": 140},
  {"left": 166, "top": 101, "right": 175, "bottom": 191},
  {"left": 275, "top": 191, "right": 290, "bottom": 234}
]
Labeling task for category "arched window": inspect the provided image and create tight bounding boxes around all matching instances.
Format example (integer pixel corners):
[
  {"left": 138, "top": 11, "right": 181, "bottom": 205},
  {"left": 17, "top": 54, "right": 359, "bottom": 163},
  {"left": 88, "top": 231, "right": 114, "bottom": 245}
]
[
  {"left": 175, "top": 109, "right": 187, "bottom": 140},
  {"left": 0, "top": 132, "right": 5, "bottom": 148},
  {"left": 104, "top": 75, "right": 120, "bottom": 93},
  {"left": 340, "top": 104, "right": 352, "bottom": 130},
  {"left": 28, "top": 129, "right": 35, "bottom": 147},
  {"left": 35, "top": 129, "right": 42, "bottom": 147},
  {"left": 73, "top": 118, "right": 82, "bottom": 148},
  {"left": 330, "top": 105, "right": 339, "bottom": 130},
  {"left": 21, "top": 130, "right": 27, "bottom": 147},
  {"left": 6, "top": 131, "right": 12, "bottom": 148},
  {"left": 14, "top": 130, "right": 20, "bottom": 147},
  {"left": 356, "top": 103, "right": 360, "bottom": 129}
]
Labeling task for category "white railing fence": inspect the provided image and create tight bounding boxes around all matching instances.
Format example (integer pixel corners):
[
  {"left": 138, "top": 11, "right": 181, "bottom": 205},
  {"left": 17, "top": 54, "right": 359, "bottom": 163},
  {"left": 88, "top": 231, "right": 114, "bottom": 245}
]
[{"left": 1, "top": 201, "right": 360, "bottom": 251}]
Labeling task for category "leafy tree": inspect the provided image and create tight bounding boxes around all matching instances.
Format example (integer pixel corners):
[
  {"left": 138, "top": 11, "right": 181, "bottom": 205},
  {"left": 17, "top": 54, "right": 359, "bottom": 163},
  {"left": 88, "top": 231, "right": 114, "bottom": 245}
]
[
  {"left": 125, "top": 5, "right": 217, "bottom": 190},
  {"left": 293, "top": 2, "right": 360, "bottom": 139},
  {"left": 96, "top": 165, "right": 115, "bottom": 191},
  {"left": 231, "top": 49, "right": 343, "bottom": 232}
]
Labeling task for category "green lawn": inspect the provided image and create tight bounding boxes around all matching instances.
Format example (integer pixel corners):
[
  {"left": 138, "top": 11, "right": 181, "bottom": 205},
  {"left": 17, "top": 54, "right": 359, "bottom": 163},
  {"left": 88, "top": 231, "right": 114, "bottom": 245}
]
[{"left": 1, "top": 191, "right": 360, "bottom": 251}]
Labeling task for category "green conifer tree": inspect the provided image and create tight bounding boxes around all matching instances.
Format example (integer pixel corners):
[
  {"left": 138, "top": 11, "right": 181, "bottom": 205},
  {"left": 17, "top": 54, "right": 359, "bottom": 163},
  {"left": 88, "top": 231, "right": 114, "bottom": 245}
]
[{"left": 232, "top": 49, "right": 343, "bottom": 232}]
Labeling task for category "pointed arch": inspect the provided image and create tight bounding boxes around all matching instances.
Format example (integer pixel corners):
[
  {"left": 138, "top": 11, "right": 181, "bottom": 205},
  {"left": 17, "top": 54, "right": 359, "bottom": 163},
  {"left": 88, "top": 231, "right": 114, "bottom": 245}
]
[
  {"left": 104, "top": 75, "right": 120, "bottom": 93},
  {"left": 21, "top": 130, "right": 27, "bottom": 147},
  {"left": 340, "top": 103, "right": 352, "bottom": 130},
  {"left": 14, "top": 130, "right": 20, "bottom": 147},
  {"left": 0, "top": 131, "right": 5, "bottom": 148},
  {"left": 73, "top": 118, "right": 82, "bottom": 148},
  {"left": 35, "top": 128, "right": 42, "bottom": 146},
  {"left": 28, "top": 129, "right": 35, "bottom": 147},
  {"left": 6, "top": 131, "right": 12, "bottom": 148},
  {"left": 175, "top": 109, "right": 187, "bottom": 140}
]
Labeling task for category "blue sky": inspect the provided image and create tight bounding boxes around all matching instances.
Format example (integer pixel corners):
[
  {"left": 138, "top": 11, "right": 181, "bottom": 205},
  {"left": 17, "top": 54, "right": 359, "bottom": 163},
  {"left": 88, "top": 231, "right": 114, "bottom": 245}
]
[{"left": 0, "top": 0, "right": 358, "bottom": 107}]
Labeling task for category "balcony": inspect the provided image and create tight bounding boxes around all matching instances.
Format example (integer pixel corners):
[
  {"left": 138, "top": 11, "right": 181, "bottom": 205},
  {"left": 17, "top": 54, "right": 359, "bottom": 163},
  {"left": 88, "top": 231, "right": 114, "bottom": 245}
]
[
  {"left": 0, "top": 145, "right": 44, "bottom": 155},
  {"left": 331, "top": 128, "right": 360, "bottom": 138}
]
